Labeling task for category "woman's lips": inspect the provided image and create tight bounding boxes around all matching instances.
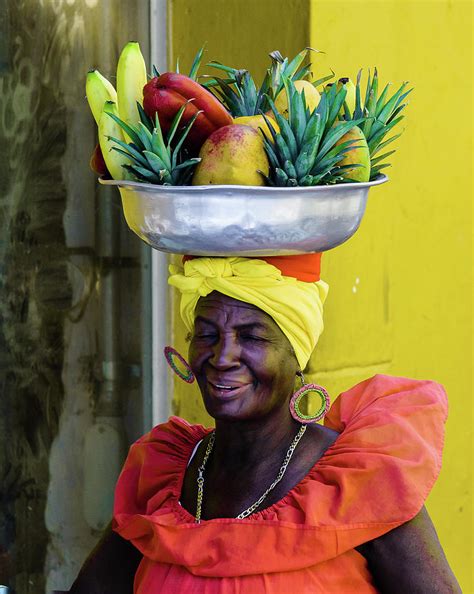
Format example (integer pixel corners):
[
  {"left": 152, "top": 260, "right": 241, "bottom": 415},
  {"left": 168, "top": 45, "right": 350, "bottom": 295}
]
[{"left": 207, "top": 380, "right": 252, "bottom": 399}]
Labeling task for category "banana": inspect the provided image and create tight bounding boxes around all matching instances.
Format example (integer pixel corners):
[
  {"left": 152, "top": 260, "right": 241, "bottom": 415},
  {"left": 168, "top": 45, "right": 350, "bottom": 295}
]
[
  {"left": 117, "top": 41, "right": 147, "bottom": 142},
  {"left": 98, "top": 101, "right": 130, "bottom": 180},
  {"left": 86, "top": 69, "right": 117, "bottom": 125}
]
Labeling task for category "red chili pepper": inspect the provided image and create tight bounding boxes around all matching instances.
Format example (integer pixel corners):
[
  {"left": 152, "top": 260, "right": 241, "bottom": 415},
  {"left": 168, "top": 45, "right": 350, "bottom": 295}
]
[{"left": 143, "top": 73, "right": 232, "bottom": 153}]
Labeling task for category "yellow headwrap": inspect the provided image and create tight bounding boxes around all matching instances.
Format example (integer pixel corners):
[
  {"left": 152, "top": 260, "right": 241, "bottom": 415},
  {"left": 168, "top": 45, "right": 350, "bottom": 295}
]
[{"left": 168, "top": 257, "right": 328, "bottom": 369}]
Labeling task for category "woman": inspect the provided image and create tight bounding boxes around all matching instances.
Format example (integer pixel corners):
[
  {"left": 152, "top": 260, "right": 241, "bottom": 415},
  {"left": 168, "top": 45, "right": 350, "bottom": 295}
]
[{"left": 71, "top": 255, "right": 461, "bottom": 593}]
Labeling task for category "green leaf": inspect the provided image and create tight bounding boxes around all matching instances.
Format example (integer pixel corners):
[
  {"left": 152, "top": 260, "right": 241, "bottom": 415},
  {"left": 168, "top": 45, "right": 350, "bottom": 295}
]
[
  {"left": 137, "top": 122, "right": 154, "bottom": 152},
  {"left": 171, "top": 110, "right": 202, "bottom": 170},
  {"left": 106, "top": 111, "right": 144, "bottom": 149},
  {"left": 275, "top": 167, "right": 289, "bottom": 186},
  {"left": 263, "top": 136, "right": 281, "bottom": 169},
  {"left": 151, "top": 113, "right": 171, "bottom": 169},
  {"left": 189, "top": 45, "right": 205, "bottom": 80},
  {"left": 295, "top": 151, "right": 310, "bottom": 179},
  {"left": 166, "top": 102, "right": 189, "bottom": 148},
  {"left": 275, "top": 134, "right": 293, "bottom": 165},
  {"left": 173, "top": 157, "right": 201, "bottom": 172},
  {"left": 152, "top": 65, "right": 160, "bottom": 77},
  {"left": 364, "top": 69, "right": 372, "bottom": 112},
  {"left": 312, "top": 70, "right": 335, "bottom": 88},
  {"left": 206, "top": 61, "right": 239, "bottom": 75},
  {"left": 371, "top": 132, "right": 403, "bottom": 156},
  {"left": 377, "top": 83, "right": 409, "bottom": 124},
  {"left": 375, "top": 83, "right": 391, "bottom": 117},
  {"left": 370, "top": 149, "right": 396, "bottom": 166},
  {"left": 368, "top": 115, "right": 403, "bottom": 153},
  {"left": 108, "top": 137, "right": 148, "bottom": 167},
  {"left": 143, "top": 150, "right": 169, "bottom": 175},
  {"left": 318, "top": 118, "right": 363, "bottom": 160},
  {"left": 129, "top": 164, "right": 162, "bottom": 183},
  {"left": 326, "top": 86, "right": 347, "bottom": 130},
  {"left": 290, "top": 88, "right": 307, "bottom": 147},
  {"left": 299, "top": 174, "right": 315, "bottom": 186},
  {"left": 283, "top": 159, "right": 297, "bottom": 179},
  {"left": 354, "top": 69, "right": 364, "bottom": 120},
  {"left": 301, "top": 111, "right": 322, "bottom": 152},
  {"left": 137, "top": 102, "right": 153, "bottom": 132}
]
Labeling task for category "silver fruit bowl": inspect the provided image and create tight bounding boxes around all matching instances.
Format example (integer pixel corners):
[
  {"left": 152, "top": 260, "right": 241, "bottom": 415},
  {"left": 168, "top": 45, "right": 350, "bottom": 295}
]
[{"left": 99, "top": 175, "right": 388, "bottom": 256}]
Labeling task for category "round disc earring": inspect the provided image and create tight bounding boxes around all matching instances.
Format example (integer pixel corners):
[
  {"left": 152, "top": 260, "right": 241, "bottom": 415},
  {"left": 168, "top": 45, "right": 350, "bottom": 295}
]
[
  {"left": 164, "top": 346, "right": 195, "bottom": 383},
  {"left": 289, "top": 371, "right": 330, "bottom": 424}
]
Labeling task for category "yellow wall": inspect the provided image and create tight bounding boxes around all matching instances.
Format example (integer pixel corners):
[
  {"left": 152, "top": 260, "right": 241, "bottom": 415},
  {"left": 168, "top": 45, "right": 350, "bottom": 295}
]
[
  {"left": 309, "top": 1, "right": 472, "bottom": 590},
  {"left": 169, "top": 1, "right": 472, "bottom": 590}
]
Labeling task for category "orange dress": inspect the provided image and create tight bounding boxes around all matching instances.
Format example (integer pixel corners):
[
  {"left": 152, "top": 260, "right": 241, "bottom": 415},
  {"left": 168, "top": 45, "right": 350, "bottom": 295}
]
[{"left": 113, "top": 374, "right": 447, "bottom": 593}]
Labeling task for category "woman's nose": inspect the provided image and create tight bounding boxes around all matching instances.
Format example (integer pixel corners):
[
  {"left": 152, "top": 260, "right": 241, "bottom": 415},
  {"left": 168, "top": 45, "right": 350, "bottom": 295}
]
[{"left": 210, "top": 333, "right": 240, "bottom": 368}]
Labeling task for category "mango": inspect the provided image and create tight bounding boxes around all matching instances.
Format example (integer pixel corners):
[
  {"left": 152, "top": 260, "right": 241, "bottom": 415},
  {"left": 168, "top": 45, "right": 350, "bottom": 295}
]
[
  {"left": 334, "top": 124, "right": 371, "bottom": 182},
  {"left": 274, "top": 80, "right": 320, "bottom": 116},
  {"left": 233, "top": 114, "right": 279, "bottom": 142},
  {"left": 192, "top": 124, "right": 269, "bottom": 186}
]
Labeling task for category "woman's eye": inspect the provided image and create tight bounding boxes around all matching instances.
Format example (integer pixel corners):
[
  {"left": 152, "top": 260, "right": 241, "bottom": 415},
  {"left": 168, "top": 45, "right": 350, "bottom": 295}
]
[{"left": 241, "top": 334, "right": 265, "bottom": 342}]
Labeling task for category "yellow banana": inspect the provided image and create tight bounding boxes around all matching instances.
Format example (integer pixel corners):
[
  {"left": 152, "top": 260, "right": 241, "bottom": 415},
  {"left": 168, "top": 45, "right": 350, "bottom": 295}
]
[
  {"left": 86, "top": 69, "right": 117, "bottom": 125},
  {"left": 98, "top": 101, "right": 130, "bottom": 180},
  {"left": 117, "top": 41, "right": 147, "bottom": 142}
]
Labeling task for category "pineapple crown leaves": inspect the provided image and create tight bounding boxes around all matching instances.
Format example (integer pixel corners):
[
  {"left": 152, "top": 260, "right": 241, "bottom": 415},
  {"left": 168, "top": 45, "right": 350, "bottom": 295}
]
[
  {"left": 259, "top": 77, "right": 365, "bottom": 187},
  {"left": 203, "top": 48, "right": 333, "bottom": 117},
  {"left": 106, "top": 100, "right": 202, "bottom": 185},
  {"left": 346, "top": 67, "right": 413, "bottom": 179},
  {"left": 151, "top": 45, "right": 205, "bottom": 81}
]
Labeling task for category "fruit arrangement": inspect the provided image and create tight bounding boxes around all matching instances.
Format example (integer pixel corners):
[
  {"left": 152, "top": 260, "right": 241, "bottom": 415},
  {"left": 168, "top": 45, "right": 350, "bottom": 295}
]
[{"left": 86, "top": 42, "right": 411, "bottom": 187}]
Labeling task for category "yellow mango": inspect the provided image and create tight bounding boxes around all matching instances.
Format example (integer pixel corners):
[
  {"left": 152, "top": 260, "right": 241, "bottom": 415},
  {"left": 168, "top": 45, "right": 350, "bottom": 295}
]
[
  {"left": 233, "top": 115, "right": 279, "bottom": 142},
  {"left": 334, "top": 124, "right": 371, "bottom": 182},
  {"left": 273, "top": 80, "right": 320, "bottom": 117}
]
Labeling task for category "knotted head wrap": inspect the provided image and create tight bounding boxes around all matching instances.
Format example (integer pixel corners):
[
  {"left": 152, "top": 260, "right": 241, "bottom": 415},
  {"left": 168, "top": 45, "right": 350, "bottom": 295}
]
[{"left": 168, "top": 255, "right": 328, "bottom": 369}]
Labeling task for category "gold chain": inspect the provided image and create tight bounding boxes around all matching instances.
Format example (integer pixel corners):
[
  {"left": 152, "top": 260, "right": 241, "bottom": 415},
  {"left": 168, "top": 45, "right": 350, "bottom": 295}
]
[{"left": 195, "top": 425, "right": 307, "bottom": 523}]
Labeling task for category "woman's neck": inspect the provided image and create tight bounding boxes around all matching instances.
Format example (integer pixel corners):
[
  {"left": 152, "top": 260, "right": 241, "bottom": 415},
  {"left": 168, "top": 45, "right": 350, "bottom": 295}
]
[{"left": 212, "top": 406, "right": 301, "bottom": 471}]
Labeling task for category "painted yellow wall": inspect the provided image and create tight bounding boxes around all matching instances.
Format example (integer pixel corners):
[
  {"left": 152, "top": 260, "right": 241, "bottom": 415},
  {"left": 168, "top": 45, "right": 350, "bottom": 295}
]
[
  {"left": 308, "top": 1, "right": 472, "bottom": 590},
  {"left": 169, "top": 0, "right": 472, "bottom": 590}
]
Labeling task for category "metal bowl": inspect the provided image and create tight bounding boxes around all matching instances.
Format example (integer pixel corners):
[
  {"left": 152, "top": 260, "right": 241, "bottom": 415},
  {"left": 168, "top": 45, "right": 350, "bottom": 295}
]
[{"left": 99, "top": 175, "right": 388, "bottom": 256}]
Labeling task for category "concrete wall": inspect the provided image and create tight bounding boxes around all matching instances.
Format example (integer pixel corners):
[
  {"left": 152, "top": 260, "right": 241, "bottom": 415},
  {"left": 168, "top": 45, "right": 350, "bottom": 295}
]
[{"left": 169, "top": 1, "right": 472, "bottom": 591}]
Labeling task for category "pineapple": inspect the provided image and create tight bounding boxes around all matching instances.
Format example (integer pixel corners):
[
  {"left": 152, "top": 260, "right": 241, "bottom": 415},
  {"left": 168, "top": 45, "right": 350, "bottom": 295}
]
[
  {"left": 342, "top": 68, "right": 413, "bottom": 180},
  {"left": 203, "top": 48, "right": 333, "bottom": 117},
  {"left": 260, "top": 78, "right": 365, "bottom": 186},
  {"left": 105, "top": 101, "right": 201, "bottom": 185}
]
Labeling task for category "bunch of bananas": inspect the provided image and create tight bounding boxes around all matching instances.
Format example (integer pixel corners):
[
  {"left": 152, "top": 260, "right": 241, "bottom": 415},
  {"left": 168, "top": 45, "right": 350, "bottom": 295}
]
[{"left": 86, "top": 41, "right": 147, "bottom": 179}]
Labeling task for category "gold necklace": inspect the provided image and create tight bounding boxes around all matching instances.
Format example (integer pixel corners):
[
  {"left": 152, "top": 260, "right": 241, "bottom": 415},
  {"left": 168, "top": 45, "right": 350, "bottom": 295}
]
[{"left": 195, "top": 424, "right": 307, "bottom": 523}]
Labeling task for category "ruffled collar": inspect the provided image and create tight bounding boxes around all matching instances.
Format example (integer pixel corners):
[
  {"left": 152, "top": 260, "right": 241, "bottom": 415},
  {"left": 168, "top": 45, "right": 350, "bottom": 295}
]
[{"left": 113, "top": 374, "right": 447, "bottom": 577}]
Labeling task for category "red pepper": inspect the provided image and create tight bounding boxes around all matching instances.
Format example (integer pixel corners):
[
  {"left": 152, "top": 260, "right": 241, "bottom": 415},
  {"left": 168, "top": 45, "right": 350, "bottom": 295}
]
[
  {"left": 89, "top": 143, "right": 110, "bottom": 178},
  {"left": 143, "top": 73, "right": 232, "bottom": 153}
]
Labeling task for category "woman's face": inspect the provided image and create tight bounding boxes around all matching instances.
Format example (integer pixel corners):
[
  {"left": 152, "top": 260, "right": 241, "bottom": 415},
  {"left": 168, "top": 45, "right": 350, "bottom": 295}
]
[{"left": 188, "top": 292, "right": 299, "bottom": 421}]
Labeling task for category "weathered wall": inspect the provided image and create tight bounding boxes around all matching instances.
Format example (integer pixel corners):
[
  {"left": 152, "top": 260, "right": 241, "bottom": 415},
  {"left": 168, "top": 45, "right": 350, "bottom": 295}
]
[
  {"left": 169, "top": 0, "right": 472, "bottom": 591},
  {"left": 0, "top": 1, "right": 150, "bottom": 592}
]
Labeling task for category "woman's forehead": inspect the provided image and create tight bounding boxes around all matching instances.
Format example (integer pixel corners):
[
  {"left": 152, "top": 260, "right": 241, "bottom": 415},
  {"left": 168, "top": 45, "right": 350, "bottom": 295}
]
[{"left": 195, "top": 293, "right": 274, "bottom": 326}]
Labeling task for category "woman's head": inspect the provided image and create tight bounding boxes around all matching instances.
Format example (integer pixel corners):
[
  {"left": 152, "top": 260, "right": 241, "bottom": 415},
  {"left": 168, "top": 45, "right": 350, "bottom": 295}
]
[
  {"left": 188, "top": 291, "right": 299, "bottom": 421},
  {"left": 168, "top": 256, "right": 328, "bottom": 370}
]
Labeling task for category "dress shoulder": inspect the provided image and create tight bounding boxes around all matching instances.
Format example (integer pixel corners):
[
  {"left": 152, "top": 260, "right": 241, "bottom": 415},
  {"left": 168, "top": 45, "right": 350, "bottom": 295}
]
[{"left": 113, "top": 416, "right": 210, "bottom": 520}]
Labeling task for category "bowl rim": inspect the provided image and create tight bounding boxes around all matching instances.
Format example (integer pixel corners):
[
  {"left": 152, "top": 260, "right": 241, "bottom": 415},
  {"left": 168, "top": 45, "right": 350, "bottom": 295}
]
[{"left": 99, "top": 173, "right": 388, "bottom": 193}]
